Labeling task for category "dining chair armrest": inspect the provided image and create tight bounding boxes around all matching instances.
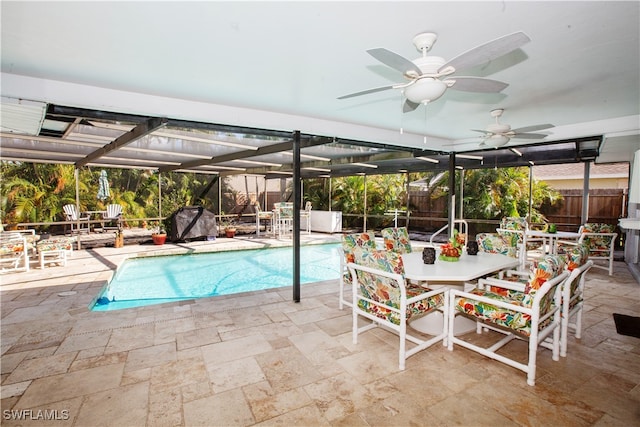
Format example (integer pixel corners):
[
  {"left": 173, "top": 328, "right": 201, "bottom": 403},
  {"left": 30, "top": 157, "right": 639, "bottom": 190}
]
[
  {"left": 450, "top": 287, "right": 533, "bottom": 314},
  {"left": 478, "top": 277, "right": 527, "bottom": 293},
  {"left": 497, "top": 268, "right": 530, "bottom": 280}
]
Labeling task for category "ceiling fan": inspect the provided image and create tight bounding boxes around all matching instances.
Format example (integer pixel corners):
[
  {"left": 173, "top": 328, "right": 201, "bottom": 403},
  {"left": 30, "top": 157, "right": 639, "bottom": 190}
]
[
  {"left": 468, "top": 108, "right": 554, "bottom": 148},
  {"left": 338, "top": 31, "right": 531, "bottom": 112}
]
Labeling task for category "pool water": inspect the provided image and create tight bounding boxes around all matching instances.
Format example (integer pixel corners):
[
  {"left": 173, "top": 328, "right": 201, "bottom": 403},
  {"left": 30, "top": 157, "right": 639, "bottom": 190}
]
[{"left": 92, "top": 243, "right": 341, "bottom": 311}]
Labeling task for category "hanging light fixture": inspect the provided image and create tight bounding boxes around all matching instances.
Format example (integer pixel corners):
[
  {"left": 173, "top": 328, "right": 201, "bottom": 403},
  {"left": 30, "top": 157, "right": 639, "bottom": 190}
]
[
  {"left": 403, "top": 78, "right": 448, "bottom": 104},
  {"left": 484, "top": 134, "right": 510, "bottom": 148}
]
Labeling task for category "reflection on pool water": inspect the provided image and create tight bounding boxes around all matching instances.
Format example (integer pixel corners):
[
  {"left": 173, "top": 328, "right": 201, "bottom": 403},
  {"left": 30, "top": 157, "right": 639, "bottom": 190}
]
[{"left": 92, "top": 243, "right": 341, "bottom": 311}]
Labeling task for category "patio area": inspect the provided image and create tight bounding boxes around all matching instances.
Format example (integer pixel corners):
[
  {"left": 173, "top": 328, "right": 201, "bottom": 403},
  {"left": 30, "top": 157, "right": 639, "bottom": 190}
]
[{"left": 1, "top": 234, "right": 639, "bottom": 426}]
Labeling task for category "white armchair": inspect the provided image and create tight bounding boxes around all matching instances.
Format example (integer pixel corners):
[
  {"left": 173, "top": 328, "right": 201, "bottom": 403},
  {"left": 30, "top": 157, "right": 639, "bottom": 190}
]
[{"left": 349, "top": 248, "right": 448, "bottom": 370}]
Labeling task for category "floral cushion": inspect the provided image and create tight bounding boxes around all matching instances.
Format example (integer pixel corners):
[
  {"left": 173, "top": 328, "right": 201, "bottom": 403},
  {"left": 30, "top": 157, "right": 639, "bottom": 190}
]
[
  {"left": 342, "top": 232, "right": 377, "bottom": 264},
  {"left": 352, "top": 249, "right": 443, "bottom": 325},
  {"left": 498, "top": 216, "right": 542, "bottom": 251},
  {"left": 581, "top": 223, "right": 616, "bottom": 252},
  {"left": 381, "top": 227, "right": 412, "bottom": 254},
  {"left": 341, "top": 232, "right": 377, "bottom": 283},
  {"left": 0, "top": 239, "right": 27, "bottom": 256},
  {"left": 476, "top": 233, "right": 517, "bottom": 258},
  {"left": 455, "top": 255, "right": 565, "bottom": 336},
  {"left": 557, "top": 243, "right": 589, "bottom": 271},
  {"left": 0, "top": 233, "right": 36, "bottom": 256},
  {"left": 36, "top": 236, "right": 75, "bottom": 252}
]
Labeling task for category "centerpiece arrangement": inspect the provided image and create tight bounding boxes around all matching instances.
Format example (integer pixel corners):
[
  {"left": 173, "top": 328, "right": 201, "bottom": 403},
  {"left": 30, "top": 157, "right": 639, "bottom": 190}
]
[{"left": 439, "top": 230, "right": 465, "bottom": 262}]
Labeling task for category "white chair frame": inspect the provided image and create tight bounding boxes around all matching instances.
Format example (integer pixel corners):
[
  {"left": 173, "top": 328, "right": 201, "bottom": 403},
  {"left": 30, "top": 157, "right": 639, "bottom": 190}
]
[
  {"left": 447, "top": 270, "right": 568, "bottom": 386},
  {"left": 63, "top": 204, "right": 90, "bottom": 234},
  {"left": 101, "top": 204, "right": 123, "bottom": 231},
  {"left": 348, "top": 261, "right": 448, "bottom": 371},
  {"left": 338, "top": 247, "right": 351, "bottom": 310},
  {"left": 496, "top": 259, "right": 594, "bottom": 357},
  {"left": 578, "top": 230, "right": 617, "bottom": 276},
  {"left": 0, "top": 233, "right": 31, "bottom": 273}
]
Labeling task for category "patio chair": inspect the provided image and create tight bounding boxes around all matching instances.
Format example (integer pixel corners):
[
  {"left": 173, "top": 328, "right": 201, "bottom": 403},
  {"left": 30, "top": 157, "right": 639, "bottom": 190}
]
[
  {"left": 348, "top": 248, "right": 448, "bottom": 370},
  {"left": 299, "top": 201, "right": 312, "bottom": 234},
  {"left": 63, "top": 204, "right": 90, "bottom": 234},
  {"left": 254, "top": 202, "right": 274, "bottom": 236},
  {"left": 476, "top": 232, "right": 518, "bottom": 258},
  {"left": 275, "top": 203, "right": 294, "bottom": 238},
  {"left": 496, "top": 243, "right": 593, "bottom": 357},
  {"left": 0, "top": 232, "right": 33, "bottom": 273},
  {"left": 339, "top": 232, "right": 377, "bottom": 309},
  {"left": 447, "top": 254, "right": 569, "bottom": 386},
  {"left": 381, "top": 227, "right": 412, "bottom": 254},
  {"left": 496, "top": 217, "right": 543, "bottom": 269},
  {"left": 556, "top": 244, "right": 593, "bottom": 356},
  {"left": 101, "top": 203, "right": 123, "bottom": 231},
  {"left": 575, "top": 223, "right": 617, "bottom": 275}
]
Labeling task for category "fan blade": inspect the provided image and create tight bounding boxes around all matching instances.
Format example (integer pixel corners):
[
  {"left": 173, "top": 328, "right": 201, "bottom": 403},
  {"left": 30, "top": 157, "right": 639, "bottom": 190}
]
[
  {"left": 438, "top": 31, "right": 531, "bottom": 73},
  {"left": 444, "top": 76, "right": 508, "bottom": 93},
  {"left": 511, "top": 124, "right": 554, "bottom": 133},
  {"left": 403, "top": 99, "right": 420, "bottom": 113},
  {"left": 367, "top": 48, "right": 422, "bottom": 77},
  {"left": 452, "top": 137, "right": 485, "bottom": 145},
  {"left": 511, "top": 133, "right": 550, "bottom": 140},
  {"left": 337, "top": 85, "right": 396, "bottom": 100}
]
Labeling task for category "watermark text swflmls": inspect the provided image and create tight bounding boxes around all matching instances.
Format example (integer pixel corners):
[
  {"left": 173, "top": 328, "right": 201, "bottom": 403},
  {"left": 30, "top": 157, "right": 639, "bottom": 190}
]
[{"left": 3, "top": 409, "right": 70, "bottom": 421}]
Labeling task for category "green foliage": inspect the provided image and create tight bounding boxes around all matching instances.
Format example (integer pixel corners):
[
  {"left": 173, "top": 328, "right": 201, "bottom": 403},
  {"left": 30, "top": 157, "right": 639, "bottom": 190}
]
[
  {"left": 460, "top": 167, "right": 561, "bottom": 221},
  {"left": 2, "top": 161, "right": 562, "bottom": 234},
  {"left": 1, "top": 162, "right": 231, "bottom": 229}
]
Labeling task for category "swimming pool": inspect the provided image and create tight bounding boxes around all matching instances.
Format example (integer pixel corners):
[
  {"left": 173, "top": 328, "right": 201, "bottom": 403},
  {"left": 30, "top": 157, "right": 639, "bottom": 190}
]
[{"left": 92, "top": 243, "right": 341, "bottom": 311}]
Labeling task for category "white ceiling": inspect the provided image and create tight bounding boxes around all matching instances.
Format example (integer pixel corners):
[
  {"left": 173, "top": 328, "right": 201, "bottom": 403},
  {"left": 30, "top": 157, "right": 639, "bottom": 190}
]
[{"left": 1, "top": 1, "right": 639, "bottom": 161}]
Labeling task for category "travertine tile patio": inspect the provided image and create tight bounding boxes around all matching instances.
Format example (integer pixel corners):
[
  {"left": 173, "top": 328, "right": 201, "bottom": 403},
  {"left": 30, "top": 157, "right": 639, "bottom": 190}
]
[{"left": 1, "top": 235, "right": 639, "bottom": 426}]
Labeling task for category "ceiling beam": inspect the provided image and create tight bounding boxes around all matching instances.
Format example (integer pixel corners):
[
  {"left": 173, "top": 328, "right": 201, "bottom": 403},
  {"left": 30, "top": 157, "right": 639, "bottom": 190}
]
[
  {"left": 159, "top": 136, "right": 332, "bottom": 173},
  {"left": 226, "top": 150, "right": 416, "bottom": 177},
  {"left": 75, "top": 117, "right": 168, "bottom": 168}
]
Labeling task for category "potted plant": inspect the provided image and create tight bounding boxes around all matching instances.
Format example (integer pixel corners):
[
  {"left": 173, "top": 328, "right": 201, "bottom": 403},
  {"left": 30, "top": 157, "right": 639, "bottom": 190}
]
[
  {"left": 218, "top": 215, "right": 237, "bottom": 238},
  {"left": 149, "top": 222, "right": 167, "bottom": 245}
]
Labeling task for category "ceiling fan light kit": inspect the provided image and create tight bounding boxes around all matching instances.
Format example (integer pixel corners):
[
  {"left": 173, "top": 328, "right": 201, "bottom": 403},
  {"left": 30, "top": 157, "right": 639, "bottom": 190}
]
[
  {"left": 403, "top": 78, "right": 447, "bottom": 104},
  {"left": 474, "top": 108, "right": 554, "bottom": 149},
  {"left": 338, "top": 31, "right": 531, "bottom": 109},
  {"left": 484, "top": 134, "right": 511, "bottom": 148}
]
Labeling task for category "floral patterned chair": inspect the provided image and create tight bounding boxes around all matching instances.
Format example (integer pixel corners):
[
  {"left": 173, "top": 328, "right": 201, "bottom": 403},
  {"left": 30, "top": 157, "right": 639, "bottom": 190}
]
[
  {"left": 496, "top": 216, "right": 543, "bottom": 269},
  {"left": 476, "top": 232, "right": 517, "bottom": 258},
  {"left": 447, "top": 254, "right": 569, "bottom": 386},
  {"left": 254, "top": 202, "right": 274, "bottom": 236},
  {"left": 499, "top": 244, "right": 593, "bottom": 357},
  {"left": 339, "top": 232, "right": 377, "bottom": 309},
  {"left": 36, "top": 236, "right": 75, "bottom": 269},
  {"left": 348, "top": 248, "right": 448, "bottom": 370},
  {"left": 555, "top": 243, "right": 593, "bottom": 356},
  {"left": 381, "top": 227, "right": 412, "bottom": 254},
  {"left": 0, "top": 232, "right": 32, "bottom": 273},
  {"left": 576, "top": 223, "right": 617, "bottom": 275}
]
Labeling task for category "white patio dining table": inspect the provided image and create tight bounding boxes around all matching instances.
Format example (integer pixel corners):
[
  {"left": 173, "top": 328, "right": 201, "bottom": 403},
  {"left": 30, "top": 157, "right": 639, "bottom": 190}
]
[{"left": 401, "top": 251, "right": 520, "bottom": 335}]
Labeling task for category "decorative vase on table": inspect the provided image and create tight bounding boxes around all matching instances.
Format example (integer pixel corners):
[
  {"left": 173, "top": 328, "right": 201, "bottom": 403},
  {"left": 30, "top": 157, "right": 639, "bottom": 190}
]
[
  {"left": 422, "top": 247, "right": 436, "bottom": 264},
  {"left": 439, "top": 229, "right": 464, "bottom": 262},
  {"left": 467, "top": 241, "right": 479, "bottom": 256}
]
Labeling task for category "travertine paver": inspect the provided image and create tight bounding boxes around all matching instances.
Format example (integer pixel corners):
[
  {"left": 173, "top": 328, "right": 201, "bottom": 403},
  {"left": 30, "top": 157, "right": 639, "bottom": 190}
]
[{"left": 1, "top": 237, "right": 638, "bottom": 426}]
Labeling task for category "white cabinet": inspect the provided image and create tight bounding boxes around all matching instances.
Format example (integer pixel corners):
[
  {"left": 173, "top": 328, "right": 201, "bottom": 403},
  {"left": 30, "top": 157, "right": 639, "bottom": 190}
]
[{"left": 310, "top": 210, "right": 342, "bottom": 233}]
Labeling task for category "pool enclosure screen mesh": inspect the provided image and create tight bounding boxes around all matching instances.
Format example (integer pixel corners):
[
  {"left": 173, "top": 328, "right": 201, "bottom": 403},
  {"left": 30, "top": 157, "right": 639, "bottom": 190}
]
[{"left": 170, "top": 206, "right": 217, "bottom": 242}]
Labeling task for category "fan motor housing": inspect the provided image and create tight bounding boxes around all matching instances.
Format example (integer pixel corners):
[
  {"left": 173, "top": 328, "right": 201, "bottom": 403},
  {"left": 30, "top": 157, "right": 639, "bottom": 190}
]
[
  {"left": 412, "top": 56, "right": 445, "bottom": 74},
  {"left": 487, "top": 123, "right": 511, "bottom": 133}
]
